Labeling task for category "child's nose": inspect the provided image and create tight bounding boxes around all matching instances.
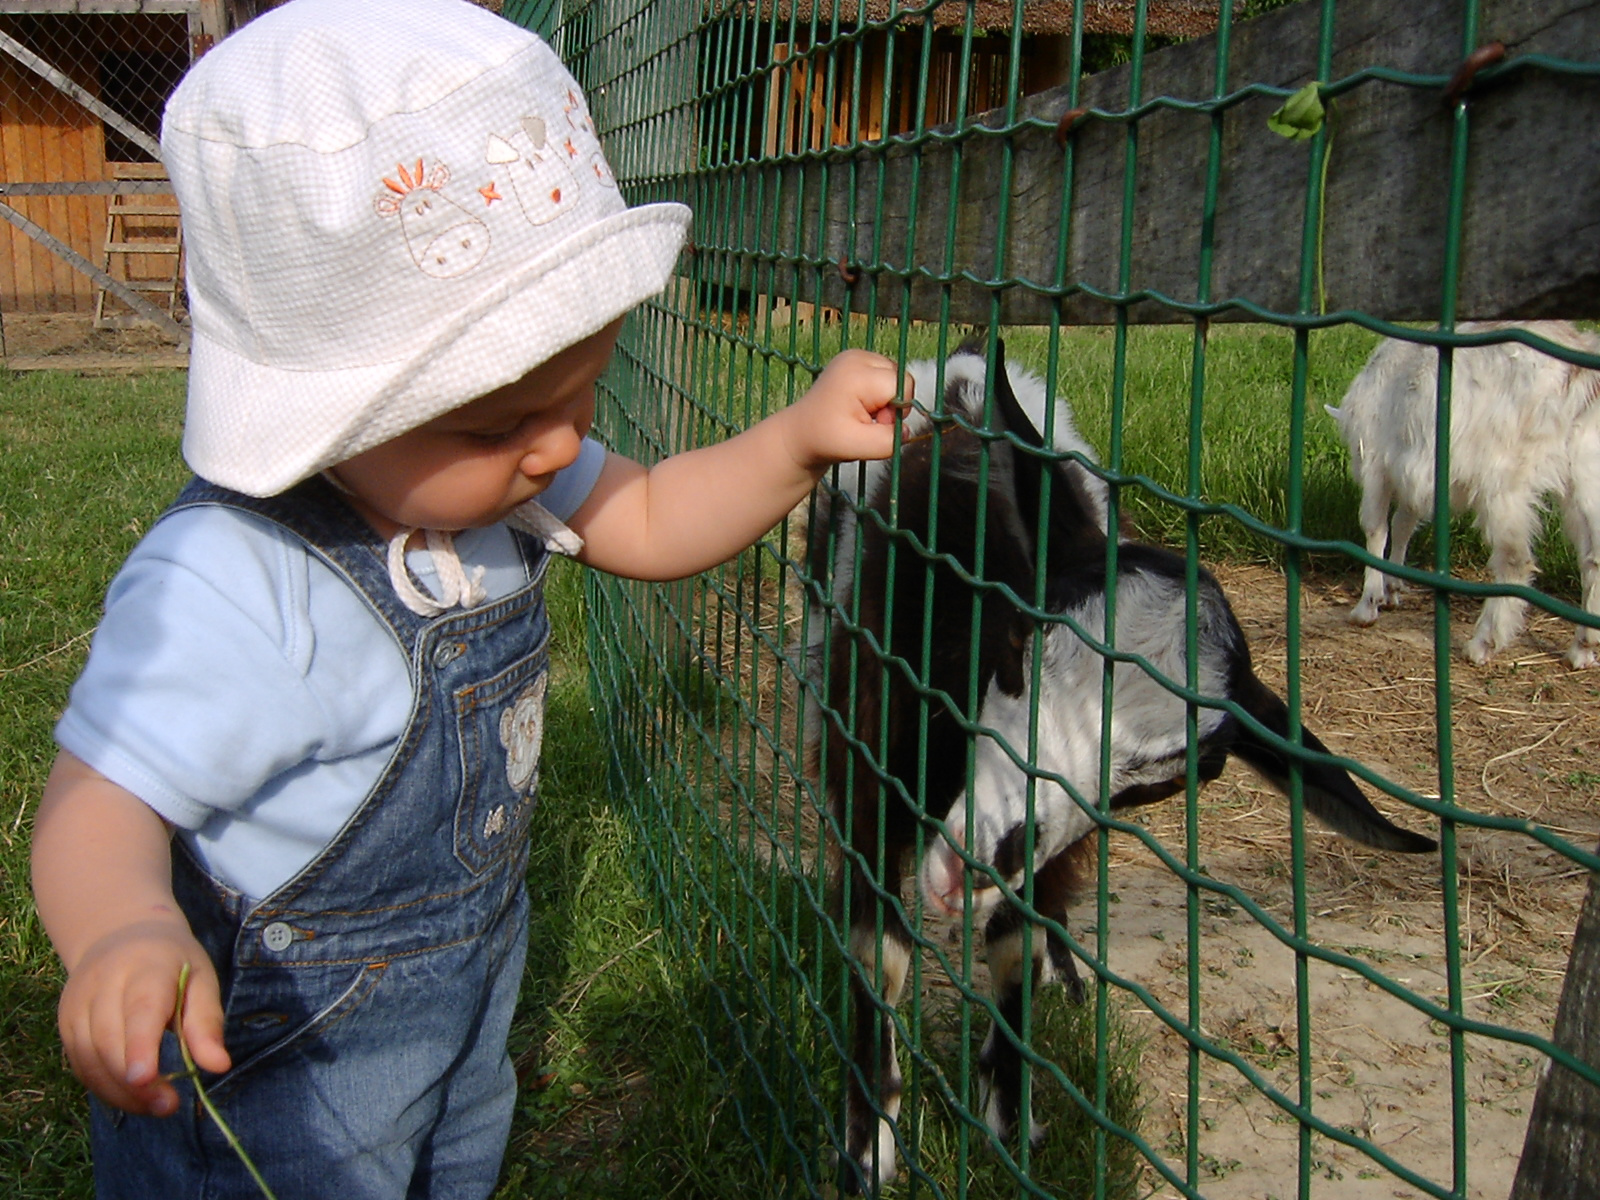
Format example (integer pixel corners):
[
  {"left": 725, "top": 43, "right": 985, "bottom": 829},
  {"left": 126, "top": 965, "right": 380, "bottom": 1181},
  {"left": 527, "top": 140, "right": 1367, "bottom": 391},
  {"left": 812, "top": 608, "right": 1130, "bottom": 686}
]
[{"left": 520, "top": 423, "right": 583, "bottom": 477}]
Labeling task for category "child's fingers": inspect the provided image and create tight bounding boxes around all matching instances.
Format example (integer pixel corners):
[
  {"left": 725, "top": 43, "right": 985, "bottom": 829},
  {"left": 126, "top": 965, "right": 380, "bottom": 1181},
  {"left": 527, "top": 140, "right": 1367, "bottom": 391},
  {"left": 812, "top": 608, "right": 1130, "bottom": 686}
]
[
  {"left": 177, "top": 964, "right": 233, "bottom": 1075},
  {"left": 63, "top": 988, "right": 153, "bottom": 1115},
  {"left": 105, "top": 975, "right": 183, "bottom": 1115},
  {"left": 120, "top": 982, "right": 172, "bottom": 1088},
  {"left": 61, "top": 953, "right": 192, "bottom": 1116}
]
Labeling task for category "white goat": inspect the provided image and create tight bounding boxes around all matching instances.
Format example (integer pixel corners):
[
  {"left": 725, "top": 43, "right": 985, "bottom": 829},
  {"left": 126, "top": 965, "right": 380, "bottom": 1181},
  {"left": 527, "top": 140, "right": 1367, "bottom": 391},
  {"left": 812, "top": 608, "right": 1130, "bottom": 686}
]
[{"left": 1324, "top": 321, "right": 1600, "bottom": 668}]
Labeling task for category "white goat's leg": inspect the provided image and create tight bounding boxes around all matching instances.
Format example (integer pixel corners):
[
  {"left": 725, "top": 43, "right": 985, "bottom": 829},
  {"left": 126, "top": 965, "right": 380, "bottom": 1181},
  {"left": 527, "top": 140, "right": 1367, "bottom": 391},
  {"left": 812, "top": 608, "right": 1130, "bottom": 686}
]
[
  {"left": 845, "top": 919, "right": 912, "bottom": 1192},
  {"left": 1383, "top": 507, "right": 1424, "bottom": 608},
  {"left": 1465, "top": 495, "right": 1541, "bottom": 664},
  {"left": 1560, "top": 488, "right": 1600, "bottom": 668},
  {"left": 1351, "top": 483, "right": 1398, "bottom": 625},
  {"left": 977, "top": 901, "right": 1069, "bottom": 1151}
]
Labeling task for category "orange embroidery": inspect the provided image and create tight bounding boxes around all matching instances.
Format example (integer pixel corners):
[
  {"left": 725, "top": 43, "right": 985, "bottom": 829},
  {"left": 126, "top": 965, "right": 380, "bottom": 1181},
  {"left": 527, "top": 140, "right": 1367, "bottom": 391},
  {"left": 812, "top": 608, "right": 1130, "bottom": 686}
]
[
  {"left": 383, "top": 159, "right": 442, "bottom": 197},
  {"left": 479, "top": 181, "right": 502, "bottom": 204}
]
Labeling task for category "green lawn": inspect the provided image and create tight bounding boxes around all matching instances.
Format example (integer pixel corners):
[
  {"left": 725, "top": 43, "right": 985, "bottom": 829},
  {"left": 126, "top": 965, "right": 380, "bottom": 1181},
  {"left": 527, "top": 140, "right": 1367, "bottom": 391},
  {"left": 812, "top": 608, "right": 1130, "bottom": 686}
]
[{"left": 3, "top": 320, "right": 1573, "bottom": 1197}]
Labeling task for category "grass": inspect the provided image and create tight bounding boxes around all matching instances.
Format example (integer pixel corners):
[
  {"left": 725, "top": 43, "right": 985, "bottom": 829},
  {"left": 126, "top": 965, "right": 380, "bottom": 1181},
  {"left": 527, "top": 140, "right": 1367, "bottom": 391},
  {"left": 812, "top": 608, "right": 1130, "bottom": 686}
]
[
  {"left": 6, "top": 317, "right": 1576, "bottom": 1197},
  {"left": 711, "top": 317, "right": 1585, "bottom": 598},
  {"left": 1, "top": 368, "right": 190, "bottom": 1198}
]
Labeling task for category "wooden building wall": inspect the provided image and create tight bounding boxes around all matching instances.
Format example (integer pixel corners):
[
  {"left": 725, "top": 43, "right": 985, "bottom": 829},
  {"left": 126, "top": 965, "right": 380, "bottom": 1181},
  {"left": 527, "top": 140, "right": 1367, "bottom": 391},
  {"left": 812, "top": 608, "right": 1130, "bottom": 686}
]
[
  {"left": 764, "top": 29, "right": 1074, "bottom": 157},
  {"left": 1, "top": 12, "right": 189, "bottom": 314}
]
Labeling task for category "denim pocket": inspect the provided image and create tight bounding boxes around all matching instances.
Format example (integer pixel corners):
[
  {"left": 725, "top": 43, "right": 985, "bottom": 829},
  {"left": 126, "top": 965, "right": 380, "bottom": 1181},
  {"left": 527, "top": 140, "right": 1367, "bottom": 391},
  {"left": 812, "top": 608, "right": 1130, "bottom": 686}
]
[{"left": 452, "top": 649, "right": 547, "bottom": 874}]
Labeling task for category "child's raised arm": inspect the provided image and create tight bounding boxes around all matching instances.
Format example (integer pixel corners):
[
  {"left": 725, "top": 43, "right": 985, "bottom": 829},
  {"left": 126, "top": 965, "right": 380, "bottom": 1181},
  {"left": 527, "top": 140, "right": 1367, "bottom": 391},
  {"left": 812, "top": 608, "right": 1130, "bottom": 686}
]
[
  {"left": 31, "top": 751, "right": 231, "bottom": 1116},
  {"left": 570, "top": 349, "right": 911, "bottom": 581}
]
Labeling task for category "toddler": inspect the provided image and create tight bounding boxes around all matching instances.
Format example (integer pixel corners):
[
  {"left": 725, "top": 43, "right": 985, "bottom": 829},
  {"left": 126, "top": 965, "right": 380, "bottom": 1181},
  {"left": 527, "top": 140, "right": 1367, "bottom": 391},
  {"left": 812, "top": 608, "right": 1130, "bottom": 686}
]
[{"left": 29, "top": 1, "right": 908, "bottom": 1197}]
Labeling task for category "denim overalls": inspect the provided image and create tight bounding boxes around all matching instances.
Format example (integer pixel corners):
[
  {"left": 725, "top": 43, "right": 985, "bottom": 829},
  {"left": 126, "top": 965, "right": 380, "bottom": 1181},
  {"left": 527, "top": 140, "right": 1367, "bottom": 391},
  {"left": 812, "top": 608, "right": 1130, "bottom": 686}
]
[{"left": 92, "top": 477, "right": 554, "bottom": 1200}]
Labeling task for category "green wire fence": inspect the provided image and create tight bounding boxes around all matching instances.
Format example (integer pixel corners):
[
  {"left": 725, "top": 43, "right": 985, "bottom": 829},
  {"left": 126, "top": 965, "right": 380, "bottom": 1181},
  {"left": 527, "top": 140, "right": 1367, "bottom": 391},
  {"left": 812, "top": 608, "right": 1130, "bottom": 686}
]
[{"left": 504, "top": 1, "right": 1600, "bottom": 1196}]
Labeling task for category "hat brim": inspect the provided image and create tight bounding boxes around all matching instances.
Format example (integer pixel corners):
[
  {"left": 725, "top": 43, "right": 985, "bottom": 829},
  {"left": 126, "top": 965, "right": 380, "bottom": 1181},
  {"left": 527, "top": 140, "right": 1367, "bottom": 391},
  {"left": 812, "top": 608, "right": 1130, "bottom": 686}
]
[{"left": 183, "top": 201, "right": 691, "bottom": 497}]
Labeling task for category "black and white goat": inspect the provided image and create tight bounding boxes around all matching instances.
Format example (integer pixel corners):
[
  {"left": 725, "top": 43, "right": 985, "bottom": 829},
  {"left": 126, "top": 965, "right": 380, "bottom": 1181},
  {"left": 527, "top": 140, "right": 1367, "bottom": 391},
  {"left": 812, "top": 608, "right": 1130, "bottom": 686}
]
[
  {"left": 806, "top": 341, "right": 1436, "bottom": 1191},
  {"left": 1325, "top": 321, "right": 1600, "bottom": 668}
]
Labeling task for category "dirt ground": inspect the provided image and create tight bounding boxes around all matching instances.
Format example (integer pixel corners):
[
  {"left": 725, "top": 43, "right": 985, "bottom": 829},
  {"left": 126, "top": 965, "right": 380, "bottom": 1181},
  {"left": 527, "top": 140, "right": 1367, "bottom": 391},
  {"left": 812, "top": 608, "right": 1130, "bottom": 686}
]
[
  {"left": 1074, "top": 563, "right": 1599, "bottom": 1200},
  {"left": 0, "top": 312, "right": 187, "bottom": 372}
]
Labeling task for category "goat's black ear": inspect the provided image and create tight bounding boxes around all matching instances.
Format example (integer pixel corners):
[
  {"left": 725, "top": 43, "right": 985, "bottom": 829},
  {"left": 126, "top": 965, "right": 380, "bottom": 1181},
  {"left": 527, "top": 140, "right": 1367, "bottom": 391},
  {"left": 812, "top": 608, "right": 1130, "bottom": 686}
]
[
  {"left": 989, "top": 340, "right": 1044, "bottom": 448},
  {"left": 988, "top": 340, "right": 1046, "bottom": 557},
  {"left": 989, "top": 340, "right": 1106, "bottom": 566}
]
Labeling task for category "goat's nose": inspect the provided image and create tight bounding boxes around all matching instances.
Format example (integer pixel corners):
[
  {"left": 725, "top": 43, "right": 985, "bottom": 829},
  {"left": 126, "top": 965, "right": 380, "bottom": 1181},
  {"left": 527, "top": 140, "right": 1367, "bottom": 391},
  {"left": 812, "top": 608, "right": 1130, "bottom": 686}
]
[
  {"left": 920, "top": 837, "right": 1005, "bottom": 916},
  {"left": 919, "top": 839, "right": 964, "bottom": 916}
]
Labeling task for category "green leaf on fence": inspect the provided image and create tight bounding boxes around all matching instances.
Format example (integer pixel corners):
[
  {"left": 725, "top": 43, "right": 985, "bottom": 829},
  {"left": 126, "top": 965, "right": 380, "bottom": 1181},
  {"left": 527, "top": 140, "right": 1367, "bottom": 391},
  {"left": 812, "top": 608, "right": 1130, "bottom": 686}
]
[{"left": 1268, "top": 81, "right": 1326, "bottom": 140}]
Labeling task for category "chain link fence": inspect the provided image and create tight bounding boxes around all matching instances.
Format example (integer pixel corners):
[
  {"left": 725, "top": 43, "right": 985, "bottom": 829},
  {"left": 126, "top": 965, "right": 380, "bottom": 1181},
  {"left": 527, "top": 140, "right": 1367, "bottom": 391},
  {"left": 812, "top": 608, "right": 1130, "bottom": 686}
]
[
  {"left": 0, "top": 3, "right": 210, "bottom": 342},
  {"left": 538, "top": 2, "right": 1600, "bottom": 1197}
]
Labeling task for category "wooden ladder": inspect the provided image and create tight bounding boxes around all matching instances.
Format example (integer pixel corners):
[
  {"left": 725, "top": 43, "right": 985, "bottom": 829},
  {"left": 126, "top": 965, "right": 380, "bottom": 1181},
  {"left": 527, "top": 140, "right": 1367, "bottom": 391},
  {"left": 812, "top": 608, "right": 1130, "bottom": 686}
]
[{"left": 94, "top": 162, "right": 184, "bottom": 330}]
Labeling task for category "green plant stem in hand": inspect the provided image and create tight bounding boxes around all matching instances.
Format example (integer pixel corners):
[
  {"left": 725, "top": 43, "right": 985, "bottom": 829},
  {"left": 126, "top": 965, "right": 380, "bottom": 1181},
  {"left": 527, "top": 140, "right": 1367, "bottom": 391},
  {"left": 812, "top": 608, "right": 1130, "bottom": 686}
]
[{"left": 174, "top": 963, "right": 279, "bottom": 1200}]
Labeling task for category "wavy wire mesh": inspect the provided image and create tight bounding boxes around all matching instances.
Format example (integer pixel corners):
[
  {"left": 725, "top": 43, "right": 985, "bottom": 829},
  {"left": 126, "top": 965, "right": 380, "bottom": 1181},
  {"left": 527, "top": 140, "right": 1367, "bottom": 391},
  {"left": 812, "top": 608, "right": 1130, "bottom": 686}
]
[{"left": 514, "top": 1, "right": 1600, "bottom": 1197}]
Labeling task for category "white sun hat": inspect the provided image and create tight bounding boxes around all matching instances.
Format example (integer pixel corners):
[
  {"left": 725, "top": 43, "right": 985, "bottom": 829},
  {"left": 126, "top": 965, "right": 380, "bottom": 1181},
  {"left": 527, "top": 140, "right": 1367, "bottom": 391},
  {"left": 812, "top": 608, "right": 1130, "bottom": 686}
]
[{"left": 162, "top": 0, "right": 691, "bottom": 497}]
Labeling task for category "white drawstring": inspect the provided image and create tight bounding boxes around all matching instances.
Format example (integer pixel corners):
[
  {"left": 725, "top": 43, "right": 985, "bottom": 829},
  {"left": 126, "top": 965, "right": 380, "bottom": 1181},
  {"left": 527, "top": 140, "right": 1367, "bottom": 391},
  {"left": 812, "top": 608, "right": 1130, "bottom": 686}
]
[
  {"left": 387, "top": 527, "right": 486, "bottom": 617},
  {"left": 385, "top": 502, "right": 583, "bottom": 618},
  {"left": 505, "top": 500, "right": 584, "bottom": 557}
]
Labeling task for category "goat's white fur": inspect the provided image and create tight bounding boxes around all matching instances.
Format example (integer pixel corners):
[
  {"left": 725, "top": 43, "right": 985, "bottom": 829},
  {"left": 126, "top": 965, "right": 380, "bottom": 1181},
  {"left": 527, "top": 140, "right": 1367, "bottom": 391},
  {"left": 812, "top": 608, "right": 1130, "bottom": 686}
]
[
  {"left": 1325, "top": 321, "right": 1600, "bottom": 668},
  {"left": 918, "top": 571, "right": 1235, "bottom": 913}
]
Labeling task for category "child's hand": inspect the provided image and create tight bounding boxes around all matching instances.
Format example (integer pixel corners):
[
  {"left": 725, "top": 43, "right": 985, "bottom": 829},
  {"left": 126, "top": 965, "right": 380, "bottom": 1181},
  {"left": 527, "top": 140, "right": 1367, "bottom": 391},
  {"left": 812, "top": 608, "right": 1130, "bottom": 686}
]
[
  {"left": 57, "top": 918, "right": 230, "bottom": 1116},
  {"left": 781, "top": 349, "right": 914, "bottom": 471}
]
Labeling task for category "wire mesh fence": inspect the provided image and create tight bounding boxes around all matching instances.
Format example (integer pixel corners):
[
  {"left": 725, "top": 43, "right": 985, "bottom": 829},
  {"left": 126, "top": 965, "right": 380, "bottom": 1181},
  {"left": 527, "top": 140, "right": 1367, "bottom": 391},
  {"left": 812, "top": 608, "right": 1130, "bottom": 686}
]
[{"left": 529, "top": 2, "right": 1600, "bottom": 1197}]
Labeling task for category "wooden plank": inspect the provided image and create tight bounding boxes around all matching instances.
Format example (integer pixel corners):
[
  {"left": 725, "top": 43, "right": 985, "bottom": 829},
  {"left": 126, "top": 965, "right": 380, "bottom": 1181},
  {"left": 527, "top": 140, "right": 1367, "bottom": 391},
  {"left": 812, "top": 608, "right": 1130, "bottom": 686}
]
[
  {"left": 58, "top": 86, "right": 96, "bottom": 312},
  {"left": 0, "top": 51, "right": 31, "bottom": 311},
  {"left": 193, "top": 0, "right": 224, "bottom": 44},
  {"left": 723, "top": 0, "right": 1600, "bottom": 324},
  {"left": 0, "top": 28, "right": 164, "bottom": 161},
  {"left": 2, "top": 352, "right": 189, "bottom": 372},
  {"left": 0, "top": 198, "right": 186, "bottom": 339},
  {"left": 1510, "top": 854, "right": 1600, "bottom": 1200},
  {"left": 16, "top": 83, "right": 50, "bottom": 312},
  {"left": 36, "top": 84, "right": 76, "bottom": 308},
  {"left": 107, "top": 161, "right": 169, "bottom": 179},
  {"left": 0, "top": 2, "right": 198, "bottom": 11}
]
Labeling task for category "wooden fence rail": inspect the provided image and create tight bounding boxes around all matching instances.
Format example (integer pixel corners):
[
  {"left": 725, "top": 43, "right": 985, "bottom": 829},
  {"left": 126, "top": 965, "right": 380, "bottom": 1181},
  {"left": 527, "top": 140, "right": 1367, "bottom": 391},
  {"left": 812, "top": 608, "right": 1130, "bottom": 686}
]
[{"left": 714, "top": 0, "right": 1600, "bottom": 325}]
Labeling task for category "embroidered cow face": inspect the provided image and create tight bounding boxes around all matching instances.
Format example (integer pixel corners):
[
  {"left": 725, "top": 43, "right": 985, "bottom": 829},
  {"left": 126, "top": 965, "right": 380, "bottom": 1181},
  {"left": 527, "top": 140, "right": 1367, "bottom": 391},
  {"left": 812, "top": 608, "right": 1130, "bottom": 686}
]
[
  {"left": 563, "top": 88, "right": 617, "bottom": 189},
  {"left": 373, "top": 159, "right": 490, "bottom": 279},
  {"left": 486, "top": 115, "right": 580, "bottom": 227}
]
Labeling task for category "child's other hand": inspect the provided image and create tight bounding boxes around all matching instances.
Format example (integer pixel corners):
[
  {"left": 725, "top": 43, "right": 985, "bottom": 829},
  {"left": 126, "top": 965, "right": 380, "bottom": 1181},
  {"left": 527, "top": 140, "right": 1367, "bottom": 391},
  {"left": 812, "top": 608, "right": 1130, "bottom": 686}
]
[
  {"left": 782, "top": 349, "right": 913, "bottom": 470},
  {"left": 58, "top": 920, "right": 230, "bottom": 1116}
]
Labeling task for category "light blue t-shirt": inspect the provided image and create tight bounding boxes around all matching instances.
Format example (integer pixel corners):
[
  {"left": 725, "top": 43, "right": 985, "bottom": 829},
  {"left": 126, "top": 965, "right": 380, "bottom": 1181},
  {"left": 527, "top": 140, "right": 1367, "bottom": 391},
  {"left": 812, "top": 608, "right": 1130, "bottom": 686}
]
[{"left": 55, "top": 439, "right": 606, "bottom": 902}]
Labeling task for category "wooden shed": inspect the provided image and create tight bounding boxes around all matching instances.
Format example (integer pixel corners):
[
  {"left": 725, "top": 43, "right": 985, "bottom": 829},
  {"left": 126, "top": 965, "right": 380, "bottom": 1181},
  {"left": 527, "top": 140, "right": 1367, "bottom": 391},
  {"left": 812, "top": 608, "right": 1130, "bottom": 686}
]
[
  {"left": 0, "top": 1, "right": 235, "bottom": 328},
  {"left": 747, "top": 0, "right": 1236, "bottom": 155}
]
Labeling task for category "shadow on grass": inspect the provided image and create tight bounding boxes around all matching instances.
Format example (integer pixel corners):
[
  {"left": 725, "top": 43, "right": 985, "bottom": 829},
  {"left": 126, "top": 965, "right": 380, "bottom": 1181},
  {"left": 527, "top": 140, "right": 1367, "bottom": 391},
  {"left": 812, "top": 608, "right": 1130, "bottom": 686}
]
[{"left": 513, "top": 562, "right": 1150, "bottom": 1199}]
